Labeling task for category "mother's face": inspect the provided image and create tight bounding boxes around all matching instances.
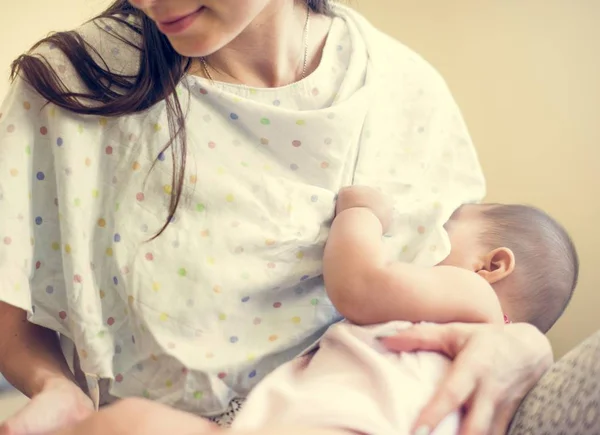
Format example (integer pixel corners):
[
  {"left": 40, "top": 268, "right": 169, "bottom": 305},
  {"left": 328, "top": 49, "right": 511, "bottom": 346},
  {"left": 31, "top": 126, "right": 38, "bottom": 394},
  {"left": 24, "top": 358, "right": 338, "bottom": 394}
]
[{"left": 128, "top": 0, "right": 273, "bottom": 57}]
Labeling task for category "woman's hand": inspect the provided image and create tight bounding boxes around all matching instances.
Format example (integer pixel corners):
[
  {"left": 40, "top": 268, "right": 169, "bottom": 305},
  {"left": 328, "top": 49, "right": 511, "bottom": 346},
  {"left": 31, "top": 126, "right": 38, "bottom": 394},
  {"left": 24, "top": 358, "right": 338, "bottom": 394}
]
[
  {"left": 379, "top": 322, "right": 553, "bottom": 435},
  {"left": 0, "top": 378, "right": 94, "bottom": 435}
]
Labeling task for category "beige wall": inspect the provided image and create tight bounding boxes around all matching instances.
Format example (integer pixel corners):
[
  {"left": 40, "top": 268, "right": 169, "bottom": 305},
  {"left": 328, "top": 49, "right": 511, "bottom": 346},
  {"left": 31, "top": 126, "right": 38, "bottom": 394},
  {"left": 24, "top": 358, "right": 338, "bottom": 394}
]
[{"left": 1, "top": 0, "right": 598, "bottom": 358}]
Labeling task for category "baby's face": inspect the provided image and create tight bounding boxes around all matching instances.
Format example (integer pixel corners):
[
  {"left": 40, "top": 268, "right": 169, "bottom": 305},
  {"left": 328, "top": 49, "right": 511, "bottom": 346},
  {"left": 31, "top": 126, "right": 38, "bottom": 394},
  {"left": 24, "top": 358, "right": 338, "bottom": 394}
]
[{"left": 437, "top": 204, "right": 486, "bottom": 271}]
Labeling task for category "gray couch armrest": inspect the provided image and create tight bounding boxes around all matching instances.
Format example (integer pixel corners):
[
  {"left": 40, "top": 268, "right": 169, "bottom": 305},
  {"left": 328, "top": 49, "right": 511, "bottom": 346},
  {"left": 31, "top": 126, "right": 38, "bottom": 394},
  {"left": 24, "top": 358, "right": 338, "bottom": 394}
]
[{"left": 509, "top": 330, "right": 600, "bottom": 434}]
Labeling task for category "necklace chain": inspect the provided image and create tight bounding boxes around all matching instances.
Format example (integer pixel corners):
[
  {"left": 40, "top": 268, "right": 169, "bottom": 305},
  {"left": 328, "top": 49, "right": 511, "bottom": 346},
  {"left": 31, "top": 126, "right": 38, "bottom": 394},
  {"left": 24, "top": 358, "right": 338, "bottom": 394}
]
[{"left": 200, "top": 4, "right": 311, "bottom": 84}]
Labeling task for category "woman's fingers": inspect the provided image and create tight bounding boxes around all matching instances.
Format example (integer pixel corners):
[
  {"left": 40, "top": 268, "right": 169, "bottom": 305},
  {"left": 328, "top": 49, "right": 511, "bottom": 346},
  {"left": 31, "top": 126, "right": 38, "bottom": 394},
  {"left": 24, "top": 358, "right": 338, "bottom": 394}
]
[
  {"left": 458, "top": 392, "right": 497, "bottom": 435},
  {"left": 379, "top": 323, "right": 469, "bottom": 357},
  {"left": 411, "top": 349, "right": 479, "bottom": 434}
]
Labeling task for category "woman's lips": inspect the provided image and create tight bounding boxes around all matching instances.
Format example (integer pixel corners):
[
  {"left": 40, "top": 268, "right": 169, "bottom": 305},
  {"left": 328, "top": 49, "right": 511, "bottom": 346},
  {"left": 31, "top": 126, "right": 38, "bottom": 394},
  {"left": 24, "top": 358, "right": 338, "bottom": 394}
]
[{"left": 157, "top": 7, "right": 205, "bottom": 35}]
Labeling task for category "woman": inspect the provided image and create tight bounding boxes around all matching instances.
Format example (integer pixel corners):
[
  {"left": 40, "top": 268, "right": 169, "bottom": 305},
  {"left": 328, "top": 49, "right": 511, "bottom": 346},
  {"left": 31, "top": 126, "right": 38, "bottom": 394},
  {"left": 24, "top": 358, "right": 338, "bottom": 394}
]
[{"left": 0, "top": 1, "right": 552, "bottom": 434}]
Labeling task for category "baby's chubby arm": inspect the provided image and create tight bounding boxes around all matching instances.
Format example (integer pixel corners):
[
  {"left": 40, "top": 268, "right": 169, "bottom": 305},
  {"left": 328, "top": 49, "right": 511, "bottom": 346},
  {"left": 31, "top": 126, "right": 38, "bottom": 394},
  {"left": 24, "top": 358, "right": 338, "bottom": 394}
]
[{"left": 323, "top": 187, "right": 504, "bottom": 326}]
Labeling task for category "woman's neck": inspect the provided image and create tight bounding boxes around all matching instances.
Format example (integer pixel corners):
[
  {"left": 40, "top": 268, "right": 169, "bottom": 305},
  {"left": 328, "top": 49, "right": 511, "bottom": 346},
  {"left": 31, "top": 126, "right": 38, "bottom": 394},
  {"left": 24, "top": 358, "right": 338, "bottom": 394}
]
[{"left": 194, "top": 1, "right": 332, "bottom": 88}]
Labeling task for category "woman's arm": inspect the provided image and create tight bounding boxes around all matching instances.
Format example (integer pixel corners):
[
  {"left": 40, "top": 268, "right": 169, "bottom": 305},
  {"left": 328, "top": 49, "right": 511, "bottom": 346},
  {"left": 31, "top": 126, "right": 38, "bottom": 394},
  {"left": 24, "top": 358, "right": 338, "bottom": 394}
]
[
  {"left": 0, "top": 303, "right": 75, "bottom": 397},
  {"left": 0, "top": 303, "right": 94, "bottom": 435},
  {"left": 323, "top": 204, "right": 503, "bottom": 326}
]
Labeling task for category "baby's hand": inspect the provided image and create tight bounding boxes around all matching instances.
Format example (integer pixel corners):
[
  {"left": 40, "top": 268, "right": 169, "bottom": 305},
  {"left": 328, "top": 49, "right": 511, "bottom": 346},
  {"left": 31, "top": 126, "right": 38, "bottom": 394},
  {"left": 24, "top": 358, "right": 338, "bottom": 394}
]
[{"left": 336, "top": 186, "right": 393, "bottom": 232}]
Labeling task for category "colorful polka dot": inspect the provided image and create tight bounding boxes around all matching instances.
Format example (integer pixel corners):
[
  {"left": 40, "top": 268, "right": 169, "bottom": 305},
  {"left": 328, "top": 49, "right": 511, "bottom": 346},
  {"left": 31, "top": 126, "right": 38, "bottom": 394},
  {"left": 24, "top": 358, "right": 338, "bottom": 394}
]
[
  {"left": 36, "top": 172, "right": 45, "bottom": 181},
  {"left": 225, "top": 194, "right": 234, "bottom": 203},
  {"left": 107, "top": 317, "right": 115, "bottom": 326},
  {"left": 145, "top": 252, "right": 154, "bottom": 261},
  {"left": 208, "top": 141, "right": 216, "bottom": 149},
  {"left": 114, "top": 233, "right": 121, "bottom": 242},
  {"left": 249, "top": 370, "right": 257, "bottom": 378},
  {"left": 296, "top": 120, "right": 306, "bottom": 126},
  {"left": 230, "top": 113, "right": 239, "bottom": 120},
  {"left": 178, "top": 268, "right": 187, "bottom": 277},
  {"left": 189, "top": 175, "right": 197, "bottom": 184},
  {"left": 292, "top": 316, "right": 301, "bottom": 324},
  {"left": 273, "top": 302, "right": 282, "bottom": 308},
  {"left": 132, "top": 161, "right": 141, "bottom": 171},
  {"left": 6, "top": 125, "right": 15, "bottom": 133},
  {"left": 163, "top": 184, "right": 172, "bottom": 194},
  {"left": 310, "top": 298, "right": 319, "bottom": 306},
  {"left": 196, "top": 203, "right": 206, "bottom": 212},
  {"left": 290, "top": 164, "right": 299, "bottom": 171},
  {"left": 152, "top": 282, "right": 160, "bottom": 291},
  {"left": 296, "top": 251, "right": 304, "bottom": 259},
  {"left": 115, "top": 374, "right": 123, "bottom": 383},
  {"left": 157, "top": 152, "right": 165, "bottom": 161},
  {"left": 218, "top": 313, "right": 227, "bottom": 321},
  {"left": 292, "top": 140, "right": 302, "bottom": 147},
  {"left": 106, "top": 248, "right": 113, "bottom": 256},
  {"left": 268, "top": 335, "right": 278, "bottom": 342},
  {"left": 230, "top": 336, "right": 239, "bottom": 344},
  {"left": 98, "top": 218, "right": 106, "bottom": 227},
  {"left": 74, "top": 198, "right": 81, "bottom": 207},
  {"left": 56, "top": 137, "right": 63, "bottom": 146},
  {"left": 59, "top": 311, "right": 67, "bottom": 320},
  {"left": 9, "top": 169, "right": 18, "bottom": 177},
  {"left": 23, "top": 102, "right": 31, "bottom": 110},
  {"left": 321, "top": 162, "right": 329, "bottom": 169},
  {"left": 165, "top": 379, "right": 173, "bottom": 388},
  {"left": 273, "top": 99, "right": 281, "bottom": 106},
  {"left": 35, "top": 261, "right": 41, "bottom": 269},
  {"left": 92, "top": 189, "right": 99, "bottom": 198},
  {"left": 260, "top": 117, "right": 270, "bottom": 125},
  {"left": 113, "top": 276, "right": 118, "bottom": 285},
  {"left": 253, "top": 317, "right": 262, "bottom": 325},
  {"left": 45, "top": 285, "right": 54, "bottom": 294},
  {"left": 64, "top": 244, "right": 71, "bottom": 254},
  {"left": 311, "top": 88, "right": 320, "bottom": 96},
  {"left": 105, "top": 146, "right": 113, "bottom": 155},
  {"left": 300, "top": 275, "right": 310, "bottom": 281},
  {"left": 241, "top": 296, "right": 250, "bottom": 303},
  {"left": 193, "top": 391, "right": 203, "bottom": 399},
  {"left": 51, "top": 242, "right": 60, "bottom": 251},
  {"left": 213, "top": 285, "right": 222, "bottom": 294},
  {"left": 218, "top": 372, "right": 227, "bottom": 379},
  {"left": 311, "top": 195, "right": 318, "bottom": 203},
  {"left": 159, "top": 313, "right": 169, "bottom": 322},
  {"left": 417, "top": 226, "right": 426, "bottom": 234},
  {"left": 40, "top": 126, "right": 48, "bottom": 135},
  {"left": 260, "top": 137, "right": 269, "bottom": 145},
  {"left": 35, "top": 216, "right": 43, "bottom": 225}
]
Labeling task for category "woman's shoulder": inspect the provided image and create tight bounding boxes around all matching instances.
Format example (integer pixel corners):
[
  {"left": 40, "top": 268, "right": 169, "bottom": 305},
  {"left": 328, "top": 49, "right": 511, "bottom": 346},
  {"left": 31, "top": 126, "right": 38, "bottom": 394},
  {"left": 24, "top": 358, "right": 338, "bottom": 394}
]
[
  {"left": 24, "top": 15, "right": 142, "bottom": 94},
  {"left": 338, "top": 5, "right": 448, "bottom": 89}
]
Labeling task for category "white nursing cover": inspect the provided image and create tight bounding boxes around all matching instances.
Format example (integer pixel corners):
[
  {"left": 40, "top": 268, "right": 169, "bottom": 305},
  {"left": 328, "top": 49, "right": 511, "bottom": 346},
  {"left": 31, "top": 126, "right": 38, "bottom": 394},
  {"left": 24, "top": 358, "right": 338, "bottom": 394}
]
[{"left": 0, "top": 4, "right": 484, "bottom": 415}]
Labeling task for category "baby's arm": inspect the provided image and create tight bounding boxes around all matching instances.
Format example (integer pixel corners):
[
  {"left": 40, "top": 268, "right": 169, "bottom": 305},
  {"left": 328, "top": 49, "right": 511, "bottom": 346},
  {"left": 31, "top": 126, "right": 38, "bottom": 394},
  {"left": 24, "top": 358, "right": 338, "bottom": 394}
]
[{"left": 324, "top": 188, "right": 504, "bottom": 326}]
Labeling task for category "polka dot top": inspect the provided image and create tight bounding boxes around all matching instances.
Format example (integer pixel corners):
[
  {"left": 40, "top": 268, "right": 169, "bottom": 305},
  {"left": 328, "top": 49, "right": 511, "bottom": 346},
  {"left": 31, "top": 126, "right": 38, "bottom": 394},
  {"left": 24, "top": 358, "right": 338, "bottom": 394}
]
[{"left": 0, "top": 4, "right": 485, "bottom": 415}]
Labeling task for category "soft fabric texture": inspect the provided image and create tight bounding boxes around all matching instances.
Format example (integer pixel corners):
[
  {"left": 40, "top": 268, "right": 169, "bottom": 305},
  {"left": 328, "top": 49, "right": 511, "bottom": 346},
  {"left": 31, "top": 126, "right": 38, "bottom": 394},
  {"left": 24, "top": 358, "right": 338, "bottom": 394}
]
[
  {"left": 0, "top": 4, "right": 484, "bottom": 416},
  {"left": 233, "top": 321, "right": 459, "bottom": 434}
]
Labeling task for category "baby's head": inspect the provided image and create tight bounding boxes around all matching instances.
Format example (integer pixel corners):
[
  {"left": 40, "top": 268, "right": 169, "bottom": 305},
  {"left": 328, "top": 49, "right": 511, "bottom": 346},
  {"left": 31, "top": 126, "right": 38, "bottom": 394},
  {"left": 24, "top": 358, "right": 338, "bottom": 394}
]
[{"left": 441, "top": 203, "right": 579, "bottom": 332}]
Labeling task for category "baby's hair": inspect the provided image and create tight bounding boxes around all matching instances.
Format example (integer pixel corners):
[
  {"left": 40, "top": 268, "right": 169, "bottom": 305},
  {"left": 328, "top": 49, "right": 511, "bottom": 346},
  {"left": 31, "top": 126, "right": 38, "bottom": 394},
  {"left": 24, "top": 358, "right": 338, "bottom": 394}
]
[{"left": 480, "top": 204, "right": 578, "bottom": 333}]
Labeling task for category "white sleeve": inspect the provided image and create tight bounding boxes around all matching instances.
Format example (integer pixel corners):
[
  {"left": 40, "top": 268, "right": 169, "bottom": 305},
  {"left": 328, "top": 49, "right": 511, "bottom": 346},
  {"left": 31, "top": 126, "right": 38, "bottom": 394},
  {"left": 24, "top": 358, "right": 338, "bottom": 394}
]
[{"left": 0, "top": 78, "right": 66, "bottom": 322}]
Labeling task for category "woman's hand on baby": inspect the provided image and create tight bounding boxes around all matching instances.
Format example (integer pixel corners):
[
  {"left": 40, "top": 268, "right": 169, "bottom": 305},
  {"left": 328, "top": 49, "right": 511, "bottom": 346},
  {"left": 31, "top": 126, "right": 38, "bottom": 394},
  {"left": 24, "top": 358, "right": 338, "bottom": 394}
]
[
  {"left": 336, "top": 186, "right": 393, "bottom": 231},
  {"left": 0, "top": 378, "right": 94, "bottom": 435},
  {"left": 380, "top": 322, "right": 553, "bottom": 435}
]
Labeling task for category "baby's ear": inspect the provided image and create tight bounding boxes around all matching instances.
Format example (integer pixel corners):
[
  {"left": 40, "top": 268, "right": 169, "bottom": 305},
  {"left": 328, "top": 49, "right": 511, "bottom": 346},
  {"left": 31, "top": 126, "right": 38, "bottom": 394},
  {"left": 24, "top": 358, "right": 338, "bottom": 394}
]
[{"left": 476, "top": 247, "right": 516, "bottom": 284}]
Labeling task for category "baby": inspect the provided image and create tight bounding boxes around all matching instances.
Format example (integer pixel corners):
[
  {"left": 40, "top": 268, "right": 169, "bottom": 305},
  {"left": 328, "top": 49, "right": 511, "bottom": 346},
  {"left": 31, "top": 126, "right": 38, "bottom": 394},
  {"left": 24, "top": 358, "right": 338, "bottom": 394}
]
[{"left": 228, "top": 186, "right": 578, "bottom": 434}]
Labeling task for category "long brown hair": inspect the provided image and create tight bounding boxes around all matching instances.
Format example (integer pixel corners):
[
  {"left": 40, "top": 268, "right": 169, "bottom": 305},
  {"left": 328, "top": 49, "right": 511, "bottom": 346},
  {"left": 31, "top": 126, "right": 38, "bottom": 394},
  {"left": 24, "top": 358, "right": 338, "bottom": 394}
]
[{"left": 11, "top": 0, "right": 333, "bottom": 237}]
